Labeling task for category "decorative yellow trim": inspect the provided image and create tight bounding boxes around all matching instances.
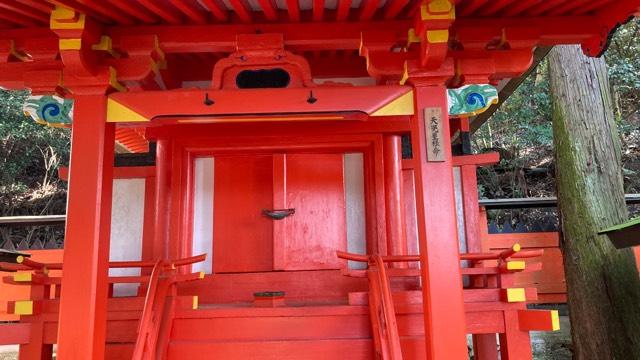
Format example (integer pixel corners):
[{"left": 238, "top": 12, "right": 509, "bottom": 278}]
[
  {"left": 407, "top": 28, "right": 420, "bottom": 44},
  {"left": 14, "top": 300, "right": 33, "bottom": 315},
  {"left": 371, "top": 90, "right": 415, "bottom": 116},
  {"left": 192, "top": 296, "right": 199, "bottom": 310},
  {"left": 59, "top": 38, "right": 82, "bottom": 51},
  {"left": 504, "top": 288, "right": 526, "bottom": 303},
  {"left": 420, "top": 0, "right": 455, "bottom": 21},
  {"left": 506, "top": 261, "right": 526, "bottom": 271},
  {"left": 92, "top": 36, "right": 120, "bottom": 58},
  {"left": 106, "top": 98, "right": 149, "bottom": 123},
  {"left": 13, "top": 272, "right": 32, "bottom": 282},
  {"left": 551, "top": 310, "right": 560, "bottom": 331},
  {"left": 50, "top": 6, "right": 85, "bottom": 30},
  {"left": 399, "top": 61, "right": 409, "bottom": 85},
  {"left": 108, "top": 67, "right": 127, "bottom": 93},
  {"left": 426, "top": 30, "right": 449, "bottom": 44},
  {"left": 153, "top": 35, "right": 165, "bottom": 61},
  {"left": 428, "top": 0, "right": 453, "bottom": 13}
]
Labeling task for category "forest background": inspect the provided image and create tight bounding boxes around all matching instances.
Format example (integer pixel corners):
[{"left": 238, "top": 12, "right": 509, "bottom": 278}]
[{"left": 0, "top": 19, "right": 639, "bottom": 248}]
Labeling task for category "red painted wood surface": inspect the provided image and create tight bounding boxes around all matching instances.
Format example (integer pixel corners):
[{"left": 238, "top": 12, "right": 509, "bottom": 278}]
[
  {"left": 383, "top": 135, "right": 407, "bottom": 262},
  {"left": 57, "top": 95, "right": 115, "bottom": 360},
  {"left": 410, "top": 86, "right": 468, "bottom": 359},
  {"left": 214, "top": 155, "right": 274, "bottom": 273},
  {"left": 0, "top": 250, "right": 63, "bottom": 322},
  {"left": 280, "top": 154, "right": 346, "bottom": 270},
  {"left": 480, "top": 208, "right": 568, "bottom": 303}
]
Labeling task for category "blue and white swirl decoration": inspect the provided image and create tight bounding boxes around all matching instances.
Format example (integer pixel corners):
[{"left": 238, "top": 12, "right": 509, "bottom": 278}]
[{"left": 24, "top": 95, "right": 74, "bottom": 128}]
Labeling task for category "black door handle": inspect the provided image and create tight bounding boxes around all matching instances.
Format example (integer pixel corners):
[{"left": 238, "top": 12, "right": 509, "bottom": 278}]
[{"left": 262, "top": 208, "right": 295, "bottom": 220}]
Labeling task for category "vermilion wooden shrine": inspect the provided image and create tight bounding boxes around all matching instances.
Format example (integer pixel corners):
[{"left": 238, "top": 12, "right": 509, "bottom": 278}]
[{"left": 0, "top": 1, "right": 639, "bottom": 359}]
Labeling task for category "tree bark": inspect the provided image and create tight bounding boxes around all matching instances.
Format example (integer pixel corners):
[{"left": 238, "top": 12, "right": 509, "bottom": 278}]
[{"left": 549, "top": 45, "right": 640, "bottom": 360}]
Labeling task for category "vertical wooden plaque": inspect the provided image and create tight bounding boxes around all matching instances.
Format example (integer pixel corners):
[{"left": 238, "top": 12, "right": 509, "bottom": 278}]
[{"left": 424, "top": 107, "right": 446, "bottom": 162}]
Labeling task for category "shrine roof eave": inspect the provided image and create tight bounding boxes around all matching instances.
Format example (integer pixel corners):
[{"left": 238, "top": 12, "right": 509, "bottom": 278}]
[{"left": 0, "top": 2, "right": 638, "bottom": 93}]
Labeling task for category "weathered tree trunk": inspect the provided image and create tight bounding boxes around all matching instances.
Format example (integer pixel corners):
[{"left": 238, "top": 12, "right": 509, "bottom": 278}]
[{"left": 549, "top": 45, "right": 640, "bottom": 360}]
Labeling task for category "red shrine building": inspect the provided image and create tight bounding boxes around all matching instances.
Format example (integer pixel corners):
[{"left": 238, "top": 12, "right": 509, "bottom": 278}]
[{"left": 0, "top": 1, "right": 639, "bottom": 359}]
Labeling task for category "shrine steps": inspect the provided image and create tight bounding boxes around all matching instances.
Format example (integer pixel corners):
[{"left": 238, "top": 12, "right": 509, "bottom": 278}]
[{"left": 163, "top": 302, "right": 428, "bottom": 359}]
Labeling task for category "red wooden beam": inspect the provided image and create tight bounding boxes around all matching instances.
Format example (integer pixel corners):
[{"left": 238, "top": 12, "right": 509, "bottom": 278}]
[
  {"left": 110, "top": 0, "right": 160, "bottom": 23},
  {"left": 0, "top": 9, "right": 40, "bottom": 27},
  {"left": 82, "top": 0, "right": 138, "bottom": 25},
  {"left": 286, "top": 0, "right": 300, "bottom": 22},
  {"left": 0, "top": 0, "right": 48, "bottom": 24},
  {"left": 168, "top": 0, "right": 209, "bottom": 24},
  {"left": 502, "top": 0, "right": 543, "bottom": 17},
  {"left": 359, "top": 0, "right": 380, "bottom": 21},
  {"left": 198, "top": 0, "right": 229, "bottom": 22},
  {"left": 108, "top": 86, "right": 412, "bottom": 122},
  {"left": 527, "top": 0, "right": 567, "bottom": 16},
  {"left": 458, "top": 0, "right": 489, "bottom": 17},
  {"left": 0, "top": 323, "right": 31, "bottom": 345},
  {"left": 228, "top": 0, "right": 253, "bottom": 23},
  {"left": 312, "top": 0, "right": 324, "bottom": 21},
  {"left": 383, "top": 0, "right": 410, "bottom": 19},
  {"left": 257, "top": 0, "right": 278, "bottom": 21},
  {"left": 137, "top": 0, "right": 183, "bottom": 24},
  {"left": 477, "top": 0, "right": 514, "bottom": 16},
  {"left": 15, "top": 0, "right": 53, "bottom": 13},
  {"left": 452, "top": 152, "right": 500, "bottom": 167},
  {"left": 145, "top": 116, "right": 410, "bottom": 139},
  {"left": 336, "top": 0, "right": 351, "bottom": 21}
]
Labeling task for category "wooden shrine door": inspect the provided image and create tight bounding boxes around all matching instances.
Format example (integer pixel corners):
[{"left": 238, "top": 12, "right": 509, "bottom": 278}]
[{"left": 213, "top": 154, "right": 346, "bottom": 273}]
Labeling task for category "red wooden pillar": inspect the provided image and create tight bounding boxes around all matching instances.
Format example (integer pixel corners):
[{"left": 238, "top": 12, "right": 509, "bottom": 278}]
[
  {"left": 411, "top": 85, "right": 468, "bottom": 359},
  {"left": 461, "top": 161, "right": 499, "bottom": 359},
  {"left": 140, "top": 174, "right": 157, "bottom": 280},
  {"left": 499, "top": 311, "right": 533, "bottom": 360},
  {"left": 383, "top": 135, "right": 408, "bottom": 264},
  {"left": 57, "top": 95, "right": 115, "bottom": 360},
  {"left": 18, "top": 276, "right": 53, "bottom": 359},
  {"left": 154, "top": 139, "right": 172, "bottom": 260}
]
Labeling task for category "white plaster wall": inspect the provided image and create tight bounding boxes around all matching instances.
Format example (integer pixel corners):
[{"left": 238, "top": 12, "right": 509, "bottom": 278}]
[
  {"left": 344, "top": 153, "right": 367, "bottom": 269},
  {"left": 109, "top": 178, "right": 145, "bottom": 297},
  {"left": 453, "top": 167, "right": 467, "bottom": 254},
  {"left": 192, "top": 157, "right": 214, "bottom": 274}
]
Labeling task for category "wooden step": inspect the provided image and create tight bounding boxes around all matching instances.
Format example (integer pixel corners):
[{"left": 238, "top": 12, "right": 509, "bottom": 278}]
[
  {"left": 177, "top": 270, "right": 368, "bottom": 304},
  {"left": 172, "top": 304, "right": 371, "bottom": 341},
  {"left": 167, "top": 338, "right": 374, "bottom": 360}
]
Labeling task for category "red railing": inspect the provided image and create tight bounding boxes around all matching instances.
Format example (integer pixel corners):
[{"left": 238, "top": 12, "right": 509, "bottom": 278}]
[
  {"left": 0, "top": 252, "right": 206, "bottom": 359},
  {"left": 338, "top": 252, "right": 403, "bottom": 359},
  {"left": 368, "top": 255, "right": 403, "bottom": 360},
  {"left": 131, "top": 256, "right": 205, "bottom": 360}
]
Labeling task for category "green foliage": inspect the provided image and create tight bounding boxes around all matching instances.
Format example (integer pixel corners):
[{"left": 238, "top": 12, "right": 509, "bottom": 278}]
[
  {"left": 474, "top": 19, "right": 640, "bottom": 199},
  {"left": 0, "top": 90, "right": 70, "bottom": 193},
  {"left": 605, "top": 18, "right": 640, "bottom": 126}
]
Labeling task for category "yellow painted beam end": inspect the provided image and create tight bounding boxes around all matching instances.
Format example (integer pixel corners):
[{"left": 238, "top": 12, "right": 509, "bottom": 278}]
[
  {"left": 371, "top": 90, "right": 415, "bottom": 116},
  {"left": 506, "top": 261, "right": 526, "bottom": 271},
  {"left": 13, "top": 272, "right": 32, "bottom": 282},
  {"left": 106, "top": 98, "right": 149, "bottom": 123},
  {"left": 551, "top": 310, "right": 561, "bottom": 331},
  {"left": 14, "top": 300, "right": 34, "bottom": 315},
  {"left": 504, "top": 288, "right": 526, "bottom": 303}
]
